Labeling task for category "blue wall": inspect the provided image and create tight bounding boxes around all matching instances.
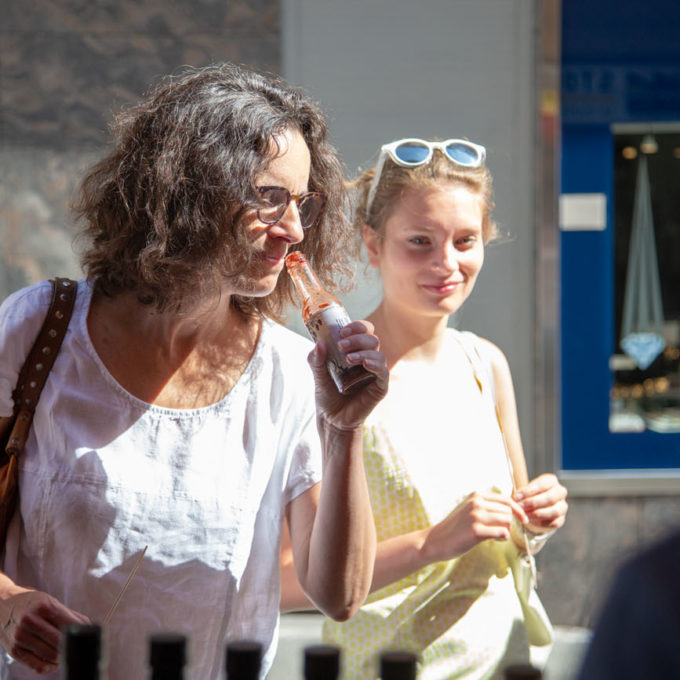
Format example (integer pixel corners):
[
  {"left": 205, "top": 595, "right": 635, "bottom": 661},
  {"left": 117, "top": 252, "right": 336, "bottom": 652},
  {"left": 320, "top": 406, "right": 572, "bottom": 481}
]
[{"left": 560, "top": 0, "right": 680, "bottom": 469}]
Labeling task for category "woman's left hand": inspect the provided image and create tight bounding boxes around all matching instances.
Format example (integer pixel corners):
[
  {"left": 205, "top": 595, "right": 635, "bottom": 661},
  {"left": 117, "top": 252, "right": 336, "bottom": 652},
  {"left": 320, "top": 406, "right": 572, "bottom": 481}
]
[
  {"left": 514, "top": 473, "right": 568, "bottom": 533},
  {"left": 307, "top": 320, "right": 388, "bottom": 431}
]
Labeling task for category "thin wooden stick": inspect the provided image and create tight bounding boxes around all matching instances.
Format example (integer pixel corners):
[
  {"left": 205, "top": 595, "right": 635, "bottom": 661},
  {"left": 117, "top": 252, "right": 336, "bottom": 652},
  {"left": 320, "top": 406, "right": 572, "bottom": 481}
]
[{"left": 103, "top": 545, "right": 148, "bottom": 625}]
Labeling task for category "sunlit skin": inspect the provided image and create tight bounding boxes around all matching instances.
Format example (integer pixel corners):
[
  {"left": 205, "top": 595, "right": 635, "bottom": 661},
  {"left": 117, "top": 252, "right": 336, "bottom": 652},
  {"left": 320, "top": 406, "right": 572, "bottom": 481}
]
[
  {"left": 235, "top": 128, "right": 309, "bottom": 297},
  {"left": 363, "top": 185, "right": 485, "bottom": 364}
]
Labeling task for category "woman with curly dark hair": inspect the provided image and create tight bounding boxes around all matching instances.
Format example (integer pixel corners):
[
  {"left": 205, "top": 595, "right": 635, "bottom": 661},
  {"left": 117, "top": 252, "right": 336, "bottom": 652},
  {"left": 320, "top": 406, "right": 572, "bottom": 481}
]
[{"left": 0, "top": 62, "right": 386, "bottom": 679}]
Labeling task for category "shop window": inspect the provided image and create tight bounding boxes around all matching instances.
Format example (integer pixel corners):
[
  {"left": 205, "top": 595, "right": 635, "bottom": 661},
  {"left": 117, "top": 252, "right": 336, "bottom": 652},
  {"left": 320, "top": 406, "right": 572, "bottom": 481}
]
[{"left": 610, "top": 127, "right": 680, "bottom": 434}]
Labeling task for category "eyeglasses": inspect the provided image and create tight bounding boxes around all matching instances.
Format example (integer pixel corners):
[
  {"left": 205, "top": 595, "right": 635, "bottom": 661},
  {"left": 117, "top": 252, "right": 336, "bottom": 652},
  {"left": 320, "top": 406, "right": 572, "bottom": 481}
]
[
  {"left": 365, "top": 138, "right": 487, "bottom": 219},
  {"left": 256, "top": 186, "right": 327, "bottom": 230}
]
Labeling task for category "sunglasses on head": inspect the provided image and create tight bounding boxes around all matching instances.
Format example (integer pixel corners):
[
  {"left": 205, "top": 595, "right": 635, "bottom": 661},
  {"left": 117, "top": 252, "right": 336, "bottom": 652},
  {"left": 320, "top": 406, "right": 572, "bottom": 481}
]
[
  {"left": 365, "top": 138, "right": 487, "bottom": 219},
  {"left": 256, "top": 186, "right": 327, "bottom": 230}
]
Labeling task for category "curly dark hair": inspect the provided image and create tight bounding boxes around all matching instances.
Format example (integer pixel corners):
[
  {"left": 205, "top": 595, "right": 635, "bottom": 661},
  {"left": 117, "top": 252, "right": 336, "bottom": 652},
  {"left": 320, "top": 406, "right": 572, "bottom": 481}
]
[{"left": 74, "top": 62, "right": 353, "bottom": 320}]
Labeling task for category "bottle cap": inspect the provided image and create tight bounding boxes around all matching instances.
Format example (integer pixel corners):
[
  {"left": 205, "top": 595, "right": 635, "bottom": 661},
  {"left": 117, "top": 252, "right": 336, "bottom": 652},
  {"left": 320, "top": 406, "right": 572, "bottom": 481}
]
[
  {"left": 149, "top": 633, "right": 186, "bottom": 670},
  {"left": 226, "top": 640, "right": 262, "bottom": 678},
  {"left": 380, "top": 650, "right": 417, "bottom": 680},
  {"left": 503, "top": 664, "right": 543, "bottom": 679},
  {"left": 62, "top": 624, "right": 102, "bottom": 675},
  {"left": 285, "top": 251, "right": 307, "bottom": 267},
  {"left": 304, "top": 644, "right": 340, "bottom": 678}
]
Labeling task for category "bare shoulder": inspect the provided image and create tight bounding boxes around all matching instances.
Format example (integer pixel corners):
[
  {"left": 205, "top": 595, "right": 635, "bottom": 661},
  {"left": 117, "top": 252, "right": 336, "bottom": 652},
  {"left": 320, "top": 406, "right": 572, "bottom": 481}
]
[
  {"left": 475, "top": 336, "right": 511, "bottom": 374},
  {"left": 468, "top": 336, "right": 515, "bottom": 401}
]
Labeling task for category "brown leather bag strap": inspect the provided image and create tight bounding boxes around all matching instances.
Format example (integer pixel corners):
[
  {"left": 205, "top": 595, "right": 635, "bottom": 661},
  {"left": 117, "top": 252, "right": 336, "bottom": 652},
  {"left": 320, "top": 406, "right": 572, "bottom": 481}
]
[{"left": 6, "top": 278, "right": 77, "bottom": 457}]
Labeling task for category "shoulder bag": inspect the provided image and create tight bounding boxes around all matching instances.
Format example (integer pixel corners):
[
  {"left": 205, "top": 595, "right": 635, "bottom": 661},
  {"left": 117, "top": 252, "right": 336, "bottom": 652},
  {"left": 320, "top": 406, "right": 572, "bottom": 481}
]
[{"left": 0, "top": 278, "right": 77, "bottom": 554}]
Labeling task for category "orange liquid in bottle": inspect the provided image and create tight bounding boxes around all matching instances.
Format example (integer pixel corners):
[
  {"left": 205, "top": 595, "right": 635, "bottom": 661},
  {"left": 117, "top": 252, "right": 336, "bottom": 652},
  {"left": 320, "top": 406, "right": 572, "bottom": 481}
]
[{"left": 286, "top": 252, "right": 376, "bottom": 394}]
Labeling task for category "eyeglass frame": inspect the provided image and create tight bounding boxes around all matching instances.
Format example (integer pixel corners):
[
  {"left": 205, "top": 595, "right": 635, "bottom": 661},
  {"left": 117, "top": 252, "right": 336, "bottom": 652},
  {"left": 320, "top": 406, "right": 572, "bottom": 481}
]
[
  {"left": 256, "top": 185, "right": 327, "bottom": 230},
  {"left": 364, "top": 138, "right": 487, "bottom": 220}
]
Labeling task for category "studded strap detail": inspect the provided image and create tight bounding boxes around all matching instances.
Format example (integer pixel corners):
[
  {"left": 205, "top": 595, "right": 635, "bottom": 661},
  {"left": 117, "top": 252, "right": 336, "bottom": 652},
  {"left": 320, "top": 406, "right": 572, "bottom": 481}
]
[{"left": 6, "top": 278, "right": 77, "bottom": 457}]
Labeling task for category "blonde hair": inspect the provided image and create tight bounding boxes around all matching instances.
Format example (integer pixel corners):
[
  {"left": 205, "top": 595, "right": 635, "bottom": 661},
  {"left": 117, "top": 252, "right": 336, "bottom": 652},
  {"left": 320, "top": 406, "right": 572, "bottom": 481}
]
[{"left": 352, "top": 146, "right": 498, "bottom": 243}]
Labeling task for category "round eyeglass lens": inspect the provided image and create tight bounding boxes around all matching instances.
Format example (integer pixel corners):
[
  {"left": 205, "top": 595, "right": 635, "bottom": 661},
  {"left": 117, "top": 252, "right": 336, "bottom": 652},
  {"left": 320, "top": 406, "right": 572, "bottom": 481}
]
[
  {"left": 258, "top": 188, "right": 288, "bottom": 223},
  {"left": 394, "top": 142, "right": 430, "bottom": 165},
  {"left": 445, "top": 143, "right": 481, "bottom": 166},
  {"left": 298, "top": 194, "right": 324, "bottom": 228}
]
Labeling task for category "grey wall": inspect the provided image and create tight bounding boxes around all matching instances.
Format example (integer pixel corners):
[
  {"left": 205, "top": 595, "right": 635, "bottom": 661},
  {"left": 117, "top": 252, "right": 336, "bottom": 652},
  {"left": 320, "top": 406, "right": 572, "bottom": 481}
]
[{"left": 282, "top": 0, "right": 539, "bottom": 468}]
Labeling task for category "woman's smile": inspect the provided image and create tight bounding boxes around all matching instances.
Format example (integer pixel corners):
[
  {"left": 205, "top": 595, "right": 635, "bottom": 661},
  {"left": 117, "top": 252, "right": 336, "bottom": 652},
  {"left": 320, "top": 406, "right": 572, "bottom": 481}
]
[{"left": 421, "top": 279, "right": 463, "bottom": 295}]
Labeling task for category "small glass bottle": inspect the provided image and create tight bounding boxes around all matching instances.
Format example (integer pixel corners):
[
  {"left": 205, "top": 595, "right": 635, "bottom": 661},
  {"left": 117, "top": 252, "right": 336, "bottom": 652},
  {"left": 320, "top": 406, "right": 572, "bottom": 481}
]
[
  {"left": 304, "top": 644, "right": 341, "bottom": 679},
  {"left": 60, "top": 624, "right": 103, "bottom": 680},
  {"left": 379, "top": 650, "right": 417, "bottom": 680},
  {"left": 225, "top": 640, "right": 262, "bottom": 680},
  {"left": 149, "top": 632, "right": 187, "bottom": 680},
  {"left": 503, "top": 664, "right": 543, "bottom": 679},
  {"left": 285, "top": 251, "right": 377, "bottom": 394}
]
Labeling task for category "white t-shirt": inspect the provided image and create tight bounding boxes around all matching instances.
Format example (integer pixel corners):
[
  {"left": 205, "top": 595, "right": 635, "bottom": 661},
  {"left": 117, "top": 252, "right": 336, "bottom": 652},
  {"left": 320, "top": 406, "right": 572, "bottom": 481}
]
[{"left": 0, "top": 279, "right": 322, "bottom": 680}]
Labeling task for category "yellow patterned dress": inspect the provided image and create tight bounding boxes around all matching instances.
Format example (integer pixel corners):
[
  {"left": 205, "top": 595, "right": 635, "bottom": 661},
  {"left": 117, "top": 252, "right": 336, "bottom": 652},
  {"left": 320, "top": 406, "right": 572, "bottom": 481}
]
[{"left": 322, "top": 330, "right": 539, "bottom": 679}]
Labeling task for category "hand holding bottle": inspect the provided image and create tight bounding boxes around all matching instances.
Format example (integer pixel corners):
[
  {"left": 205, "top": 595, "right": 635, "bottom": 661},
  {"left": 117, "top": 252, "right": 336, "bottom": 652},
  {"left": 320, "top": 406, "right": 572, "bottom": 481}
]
[
  {"left": 286, "top": 252, "right": 388, "bottom": 430},
  {"left": 307, "top": 319, "right": 388, "bottom": 431}
]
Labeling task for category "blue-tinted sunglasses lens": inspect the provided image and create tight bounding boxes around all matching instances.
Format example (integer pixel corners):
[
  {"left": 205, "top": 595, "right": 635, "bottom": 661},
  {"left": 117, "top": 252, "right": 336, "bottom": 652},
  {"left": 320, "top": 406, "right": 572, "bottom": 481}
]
[
  {"left": 394, "top": 143, "right": 430, "bottom": 165},
  {"left": 445, "top": 143, "right": 481, "bottom": 166}
]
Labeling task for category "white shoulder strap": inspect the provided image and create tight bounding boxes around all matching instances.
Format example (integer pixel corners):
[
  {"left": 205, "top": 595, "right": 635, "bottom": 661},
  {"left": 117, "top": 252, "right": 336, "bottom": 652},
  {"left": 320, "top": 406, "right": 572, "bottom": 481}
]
[
  {"left": 455, "top": 330, "right": 539, "bottom": 582},
  {"left": 454, "top": 330, "right": 497, "bottom": 404}
]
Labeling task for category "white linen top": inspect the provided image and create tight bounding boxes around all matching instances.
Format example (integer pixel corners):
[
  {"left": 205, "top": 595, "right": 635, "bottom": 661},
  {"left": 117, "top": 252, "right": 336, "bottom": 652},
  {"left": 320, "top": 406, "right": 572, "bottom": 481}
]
[{"left": 0, "top": 279, "right": 322, "bottom": 680}]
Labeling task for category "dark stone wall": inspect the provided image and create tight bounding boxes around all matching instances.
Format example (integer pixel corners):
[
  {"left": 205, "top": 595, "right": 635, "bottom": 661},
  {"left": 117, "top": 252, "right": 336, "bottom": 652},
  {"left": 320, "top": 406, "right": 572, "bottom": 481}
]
[{"left": 0, "top": 0, "right": 280, "bottom": 297}]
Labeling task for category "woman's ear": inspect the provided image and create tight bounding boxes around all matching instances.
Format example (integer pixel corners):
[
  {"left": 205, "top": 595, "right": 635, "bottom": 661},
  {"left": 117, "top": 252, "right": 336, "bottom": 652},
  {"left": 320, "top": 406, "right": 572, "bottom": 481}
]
[{"left": 362, "top": 224, "right": 381, "bottom": 268}]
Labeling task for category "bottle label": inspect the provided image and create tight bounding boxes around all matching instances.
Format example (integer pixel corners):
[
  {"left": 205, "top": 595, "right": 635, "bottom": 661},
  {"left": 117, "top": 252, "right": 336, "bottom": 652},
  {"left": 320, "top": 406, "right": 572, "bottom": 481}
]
[
  {"left": 304, "top": 305, "right": 376, "bottom": 394},
  {"left": 305, "top": 304, "right": 350, "bottom": 356}
]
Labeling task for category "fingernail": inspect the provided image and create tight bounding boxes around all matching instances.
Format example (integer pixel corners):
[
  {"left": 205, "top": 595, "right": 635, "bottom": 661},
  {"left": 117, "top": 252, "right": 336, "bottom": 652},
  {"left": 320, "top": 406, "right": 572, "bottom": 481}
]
[
  {"left": 338, "top": 339, "right": 350, "bottom": 350},
  {"left": 347, "top": 352, "right": 360, "bottom": 361}
]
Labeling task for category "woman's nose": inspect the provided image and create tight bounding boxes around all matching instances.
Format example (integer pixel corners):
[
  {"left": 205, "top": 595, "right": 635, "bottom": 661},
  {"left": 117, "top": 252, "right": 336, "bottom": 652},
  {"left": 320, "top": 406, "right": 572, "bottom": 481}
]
[
  {"left": 435, "top": 243, "right": 460, "bottom": 272},
  {"left": 267, "top": 201, "right": 305, "bottom": 244}
]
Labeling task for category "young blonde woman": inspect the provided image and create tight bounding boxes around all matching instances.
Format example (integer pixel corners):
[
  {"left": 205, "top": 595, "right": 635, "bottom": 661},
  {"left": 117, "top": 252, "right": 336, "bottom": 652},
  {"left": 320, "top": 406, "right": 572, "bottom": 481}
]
[{"left": 281, "top": 138, "right": 568, "bottom": 679}]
